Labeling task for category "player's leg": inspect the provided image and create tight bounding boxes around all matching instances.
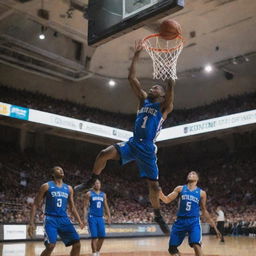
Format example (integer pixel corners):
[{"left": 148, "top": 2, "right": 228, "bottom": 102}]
[
  {"left": 88, "top": 216, "right": 100, "bottom": 254},
  {"left": 96, "top": 238, "right": 104, "bottom": 254},
  {"left": 92, "top": 145, "right": 120, "bottom": 175},
  {"left": 40, "top": 244, "right": 55, "bottom": 256},
  {"left": 75, "top": 145, "right": 119, "bottom": 192},
  {"left": 42, "top": 216, "right": 58, "bottom": 256},
  {"left": 188, "top": 218, "right": 203, "bottom": 256},
  {"left": 168, "top": 219, "right": 186, "bottom": 256},
  {"left": 137, "top": 157, "right": 169, "bottom": 234},
  {"left": 57, "top": 217, "right": 80, "bottom": 254},
  {"left": 95, "top": 216, "right": 106, "bottom": 254},
  {"left": 192, "top": 244, "right": 203, "bottom": 256},
  {"left": 91, "top": 239, "right": 98, "bottom": 254},
  {"left": 147, "top": 179, "right": 160, "bottom": 208},
  {"left": 75, "top": 141, "right": 135, "bottom": 192},
  {"left": 217, "top": 221, "right": 225, "bottom": 242},
  {"left": 69, "top": 241, "right": 81, "bottom": 256}
]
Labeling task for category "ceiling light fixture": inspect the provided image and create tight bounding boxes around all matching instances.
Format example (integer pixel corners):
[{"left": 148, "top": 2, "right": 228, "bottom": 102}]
[
  {"left": 109, "top": 80, "right": 116, "bottom": 87},
  {"left": 204, "top": 65, "right": 213, "bottom": 73},
  {"left": 39, "top": 26, "right": 46, "bottom": 40}
]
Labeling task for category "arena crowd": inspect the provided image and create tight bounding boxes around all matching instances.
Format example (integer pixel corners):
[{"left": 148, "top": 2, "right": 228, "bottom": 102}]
[
  {"left": 0, "top": 85, "right": 256, "bottom": 130},
  {"left": 0, "top": 145, "right": 255, "bottom": 236}
]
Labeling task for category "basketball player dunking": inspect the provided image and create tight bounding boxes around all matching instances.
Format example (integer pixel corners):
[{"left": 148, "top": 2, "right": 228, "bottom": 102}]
[
  {"left": 160, "top": 171, "right": 221, "bottom": 256},
  {"left": 28, "top": 167, "right": 85, "bottom": 256},
  {"left": 75, "top": 40, "right": 175, "bottom": 234}
]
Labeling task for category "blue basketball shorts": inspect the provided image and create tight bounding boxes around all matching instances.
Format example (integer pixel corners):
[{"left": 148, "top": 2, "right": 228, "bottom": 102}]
[
  {"left": 114, "top": 139, "right": 159, "bottom": 181},
  {"left": 88, "top": 215, "right": 106, "bottom": 238},
  {"left": 44, "top": 215, "right": 80, "bottom": 247},
  {"left": 170, "top": 217, "right": 202, "bottom": 247}
]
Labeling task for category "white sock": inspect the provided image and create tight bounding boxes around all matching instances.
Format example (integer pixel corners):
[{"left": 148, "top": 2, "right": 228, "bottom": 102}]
[
  {"left": 92, "top": 253, "right": 97, "bottom": 256},
  {"left": 96, "top": 252, "right": 100, "bottom": 256}
]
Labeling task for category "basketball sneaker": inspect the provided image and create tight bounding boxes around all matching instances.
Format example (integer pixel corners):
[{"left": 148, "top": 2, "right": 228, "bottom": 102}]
[{"left": 74, "top": 174, "right": 100, "bottom": 193}]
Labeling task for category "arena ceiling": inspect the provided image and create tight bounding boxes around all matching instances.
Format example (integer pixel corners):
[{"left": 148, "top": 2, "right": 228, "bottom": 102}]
[{"left": 0, "top": 0, "right": 255, "bottom": 113}]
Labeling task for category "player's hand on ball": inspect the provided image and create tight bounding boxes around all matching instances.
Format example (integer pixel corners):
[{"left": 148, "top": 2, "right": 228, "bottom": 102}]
[{"left": 28, "top": 224, "right": 35, "bottom": 238}]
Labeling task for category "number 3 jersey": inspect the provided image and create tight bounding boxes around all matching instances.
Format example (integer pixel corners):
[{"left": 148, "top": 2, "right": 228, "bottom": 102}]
[
  {"left": 89, "top": 190, "right": 105, "bottom": 217},
  {"left": 133, "top": 99, "right": 164, "bottom": 143},
  {"left": 45, "top": 181, "right": 70, "bottom": 217},
  {"left": 177, "top": 185, "right": 201, "bottom": 218}
]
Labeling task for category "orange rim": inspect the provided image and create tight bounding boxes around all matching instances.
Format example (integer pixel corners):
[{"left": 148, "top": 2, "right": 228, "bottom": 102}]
[{"left": 142, "top": 33, "right": 184, "bottom": 53}]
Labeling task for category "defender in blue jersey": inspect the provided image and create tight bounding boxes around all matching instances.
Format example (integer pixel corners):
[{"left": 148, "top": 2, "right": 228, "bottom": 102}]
[
  {"left": 28, "top": 167, "right": 85, "bottom": 256},
  {"left": 83, "top": 179, "right": 111, "bottom": 256},
  {"left": 160, "top": 171, "right": 221, "bottom": 256},
  {"left": 75, "top": 41, "right": 175, "bottom": 234}
]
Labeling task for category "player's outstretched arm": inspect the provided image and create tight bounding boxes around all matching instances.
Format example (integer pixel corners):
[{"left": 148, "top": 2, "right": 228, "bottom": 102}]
[
  {"left": 128, "top": 40, "right": 147, "bottom": 103},
  {"left": 68, "top": 186, "right": 85, "bottom": 229},
  {"left": 161, "top": 79, "right": 175, "bottom": 119},
  {"left": 104, "top": 194, "right": 111, "bottom": 225},
  {"left": 83, "top": 191, "right": 90, "bottom": 224},
  {"left": 28, "top": 183, "right": 48, "bottom": 238},
  {"left": 200, "top": 190, "right": 221, "bottom": 239},
  {"left": 159, "top": 186, "right": 182, "bottom": 204}
]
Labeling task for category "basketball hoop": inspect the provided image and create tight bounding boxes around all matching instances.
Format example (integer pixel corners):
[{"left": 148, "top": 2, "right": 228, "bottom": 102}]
[{"left": 142, "top": 34, "right": 184, "bottom": 81}]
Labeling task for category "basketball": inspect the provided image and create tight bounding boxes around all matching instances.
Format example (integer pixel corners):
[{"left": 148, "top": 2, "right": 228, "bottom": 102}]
[{"left": 159, "top": 19, "right": 182, "bottom": 40}]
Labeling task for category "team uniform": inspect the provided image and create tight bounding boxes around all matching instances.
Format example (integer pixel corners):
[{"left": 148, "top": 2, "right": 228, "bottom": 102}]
[
  {"left": 170, "top": 185, "right": 202, "bottom": 248},
  {"left": 44, "top": 181, "right": 80, "bottom": 246},
  {"left": 88, "top": 190, "right": 106, "bottom": 238},
  {"left": 115, "top": 99, "right": 164, "bottom": 181}
]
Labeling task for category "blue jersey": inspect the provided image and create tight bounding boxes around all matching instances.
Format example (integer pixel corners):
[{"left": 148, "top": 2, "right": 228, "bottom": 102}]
[
  {"left": 89, "top": 190, "right": 105, "bottom": 217},
  {"left": 44, "top": 181, "right": 70, "bottom": 217},
  {"left": 177, "top": 185, "right": 201, "bottom": 218},
  {"left": 133, "top": 99, "right": 164, "bottom": 142}
]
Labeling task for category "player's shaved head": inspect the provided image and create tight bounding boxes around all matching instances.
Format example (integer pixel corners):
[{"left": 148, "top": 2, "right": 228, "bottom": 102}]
[{"left": 148, "top": 84, "right": 166, "bottom": 99}]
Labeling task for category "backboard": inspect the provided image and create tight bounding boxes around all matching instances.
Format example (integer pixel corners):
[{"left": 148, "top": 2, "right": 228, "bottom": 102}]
[{"left": 87, "top": 0, "right": 184, "bottom": 46}]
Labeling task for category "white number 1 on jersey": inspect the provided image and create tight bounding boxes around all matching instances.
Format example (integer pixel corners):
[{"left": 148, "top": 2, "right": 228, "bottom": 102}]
[{"left": 141, "top": 116, "right": 148, "bottom": 128}]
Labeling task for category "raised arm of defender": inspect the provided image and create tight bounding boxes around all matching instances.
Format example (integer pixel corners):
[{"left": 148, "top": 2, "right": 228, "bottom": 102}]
[{"left": 128, "top": 40, "right": 147, "bottom": 103}]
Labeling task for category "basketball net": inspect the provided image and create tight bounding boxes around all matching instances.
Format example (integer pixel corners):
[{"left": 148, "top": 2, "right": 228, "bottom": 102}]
[{"left": 142, "top": 34, "right": 184, "bottom": 81}]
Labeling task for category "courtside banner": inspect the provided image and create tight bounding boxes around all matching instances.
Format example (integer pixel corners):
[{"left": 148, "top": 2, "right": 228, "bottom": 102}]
[
  {"left": 28, "top": 109, "right": 132, "bottom": 141},
  {"left": 10, "top": 105, "right": 29, "bottom": 120},
  {"left": 4, "top": 225, "right": 27, "bottom": 240},
  {"left": 0, "top": 102, "right": 10, "bottom": 116},
  {"left": 157, "top": 109, "right": 256, "bottom": 141},
  {"left": 2, "top": 243, "right": 26, "bottom": 256},
  {"left": 0, "top": 102, "right": 255, "bottom": 142},
  {"left": 0, "top": 223, "right": 210, "bottom": 241}
]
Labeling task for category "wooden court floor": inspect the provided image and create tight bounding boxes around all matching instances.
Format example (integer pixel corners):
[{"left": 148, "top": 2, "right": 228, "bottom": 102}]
[{"left": 1, "top": 236, "right": 255, "bottom": 256}]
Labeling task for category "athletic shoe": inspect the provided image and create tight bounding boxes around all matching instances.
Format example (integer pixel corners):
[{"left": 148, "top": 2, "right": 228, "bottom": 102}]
[{"left": 74, "top": 177, "right": 95, "bottom": 193}]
